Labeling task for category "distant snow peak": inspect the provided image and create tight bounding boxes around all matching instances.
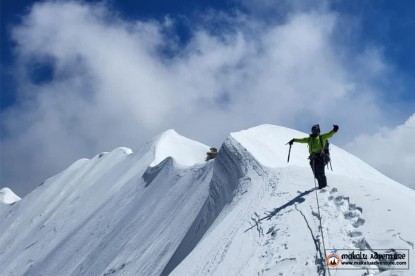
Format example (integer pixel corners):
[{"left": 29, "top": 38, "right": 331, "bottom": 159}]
[
  {"left": 0, "top": 188, "right": 21, "bottom": 205},
  {"left": 94, "top": 147, "right": 133, "bottom": 160},
  {"left": 150, "top": 129, "right": 209, "bottom": 167}
]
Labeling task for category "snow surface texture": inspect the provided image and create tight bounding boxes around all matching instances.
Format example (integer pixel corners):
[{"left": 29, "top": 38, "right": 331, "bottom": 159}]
[{"left": 0, "top": 125, "right": 414, "bottom": 276}]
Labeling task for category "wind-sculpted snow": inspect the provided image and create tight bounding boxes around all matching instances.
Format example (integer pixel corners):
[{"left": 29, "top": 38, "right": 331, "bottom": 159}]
[
  {"left": 150, "top": 129, "right": 209, "bottom": 167},
  {"left": 0, "top": 188, "right": 21, "bottom": 205},
  {"left": 162, "top": 136, "right": 259, "bottom": 275},
  {"left": 1, "top": 125, "right": 414, "bottom": 276}
]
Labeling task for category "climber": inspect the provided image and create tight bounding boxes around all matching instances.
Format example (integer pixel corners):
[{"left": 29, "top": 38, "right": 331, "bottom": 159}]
[
  {"left": 288, "top": 124, "right": 339, "bottom": 189},
  {"left": 206, "top": 147, "right": 218, "bottom": 161}
]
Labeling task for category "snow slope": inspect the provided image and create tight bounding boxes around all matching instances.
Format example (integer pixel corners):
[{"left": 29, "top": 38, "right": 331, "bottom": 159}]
[
  {"left": 0, "top": 130, "right": 211, "bottom": 275},
  {"left": 172, "top": 125, "right": 415, "bottom": 275},
  {"left": 1, "top": 125, "right": 414, "bottom": 276}
]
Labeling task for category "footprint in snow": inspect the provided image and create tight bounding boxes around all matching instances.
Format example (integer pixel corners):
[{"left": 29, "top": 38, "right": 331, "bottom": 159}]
[
  {"left": 329, "top": 187, "right": 338, "bottom": 194},
  {"left": 333, "top": 196, "right": 344, "bottom": 206},
  {"left": 344, "top": 210, "right": 360, "bottom": 220},
  {"left": 353, "top": 237, "right": 370, "bottom": 250},
  {"left": 348, "top": 203, "right": 363, "bottom": 213},
  {"left": 352, "top": 218, "right": 365, "bottom": 228},
  {"left": 327, "top": 191, "right": 366, "bottom": 229},
  {"left": 348, "top": 231, "right": 362, "bottom": 237}
]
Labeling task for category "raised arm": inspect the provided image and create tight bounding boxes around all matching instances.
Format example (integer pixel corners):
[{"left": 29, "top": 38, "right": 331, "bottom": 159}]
[{"left": 320, "top": 125, "right": 339, "bottom": 140}]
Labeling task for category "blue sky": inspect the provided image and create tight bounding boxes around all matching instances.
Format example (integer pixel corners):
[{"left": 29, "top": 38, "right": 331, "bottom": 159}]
[{"left": 1, "top": 0, "right": 415, "bottom": 195}]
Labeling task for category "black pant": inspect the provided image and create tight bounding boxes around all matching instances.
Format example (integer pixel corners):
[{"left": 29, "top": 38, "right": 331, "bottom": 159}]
[{"left": 310, "top": 155, "right": 327, "bottom": 189}]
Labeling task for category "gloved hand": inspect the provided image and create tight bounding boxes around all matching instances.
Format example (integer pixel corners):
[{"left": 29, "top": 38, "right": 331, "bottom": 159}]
[
  {"left": 288, "top": 139, "right": 295, "bottom": 146},
  {"left": 333, "top": 125, "right": 339, "bottom": 132}
]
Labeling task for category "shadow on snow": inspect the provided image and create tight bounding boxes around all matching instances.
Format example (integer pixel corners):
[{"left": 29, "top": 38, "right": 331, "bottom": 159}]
[{"left": 245, "top": 188, "right": 314, "bottom": 233}]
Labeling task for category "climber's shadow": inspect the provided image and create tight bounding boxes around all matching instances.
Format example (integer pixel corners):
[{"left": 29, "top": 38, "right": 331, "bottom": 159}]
[
  {"left": 261, "top": 188, "right": 314, "bottom": 220},
  {"left": 245, "top": 188, "right": 315, "bottom": 233},
  {"left": 264, "top": 188, "right": 314, "bottom": 220}
]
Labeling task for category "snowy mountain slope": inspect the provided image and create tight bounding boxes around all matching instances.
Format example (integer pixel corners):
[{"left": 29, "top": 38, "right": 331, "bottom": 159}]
[
  {"left": 0, "top": 130, "right": 212, "bottom": 275},
  {"left": 171, "top": 125, "right": 415, "bottom": 275},
  {"left": 1, "top": 125, "right": 414, "bottom": 276}
]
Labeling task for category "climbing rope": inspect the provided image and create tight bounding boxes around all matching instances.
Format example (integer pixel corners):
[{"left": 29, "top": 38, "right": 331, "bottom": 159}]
[{"left": 312, "top": 160, "right": 331, "bottom": 276}]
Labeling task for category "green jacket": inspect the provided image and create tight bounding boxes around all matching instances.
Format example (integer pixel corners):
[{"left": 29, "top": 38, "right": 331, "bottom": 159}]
[{"left": 294, "top": 130, "right": 336, "bottom": 154}]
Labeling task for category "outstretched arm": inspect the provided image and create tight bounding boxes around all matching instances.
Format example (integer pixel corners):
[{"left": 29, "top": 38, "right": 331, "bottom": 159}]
[
  {"left": 287, "top": 137, "right": 309, "bottom": 145},
  {"left": 294, "top": 137, "right": 310, "bottom": 143}
]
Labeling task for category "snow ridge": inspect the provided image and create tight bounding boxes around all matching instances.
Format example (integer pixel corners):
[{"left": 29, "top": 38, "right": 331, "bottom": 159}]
[
  {"left": 1, "top": 125, "right": 414, "bottom": 276},
  {"left": 162, "top": 136, "right": 259, "bottom": 275}
]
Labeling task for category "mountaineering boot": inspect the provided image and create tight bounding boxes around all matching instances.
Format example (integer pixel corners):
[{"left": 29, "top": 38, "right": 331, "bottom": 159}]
[{"left": 317, "top": 175, "right": 327, "bottom": 189}]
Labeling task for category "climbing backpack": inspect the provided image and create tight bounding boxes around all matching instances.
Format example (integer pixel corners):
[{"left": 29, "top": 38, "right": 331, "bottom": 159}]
[{"left": 319, "top": 136, "right": 331, "bottom": 166}]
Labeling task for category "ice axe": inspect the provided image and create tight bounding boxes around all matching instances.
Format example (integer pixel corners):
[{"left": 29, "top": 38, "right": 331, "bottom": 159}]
[{"left": 286, "top": 141, "right": 292, "bottom": 163}]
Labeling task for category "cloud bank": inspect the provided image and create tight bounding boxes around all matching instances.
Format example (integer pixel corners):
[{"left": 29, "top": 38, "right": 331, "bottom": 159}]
[
  {"left": 1, "top": 1, "right": 414, "bottom": 195},
  {"left": 346, "top": 114, "right": 415, "bottom": 189}
]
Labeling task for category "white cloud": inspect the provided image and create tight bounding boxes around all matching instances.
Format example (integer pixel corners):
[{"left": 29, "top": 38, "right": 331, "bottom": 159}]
[
  {"left": 345, "top": 114, "right": 415, "bottom": 189},
  {"left": 1, "top": 1, "right": 413, "bottom": 195}
]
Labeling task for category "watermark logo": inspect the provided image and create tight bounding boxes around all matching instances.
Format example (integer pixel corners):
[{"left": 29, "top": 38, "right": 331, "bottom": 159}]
[
  {"left": 325, "top": 249, "right": 410, "bottom": 270},
  {"left": 326, "top": 250, "right": 341, "bottom": 268}
]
